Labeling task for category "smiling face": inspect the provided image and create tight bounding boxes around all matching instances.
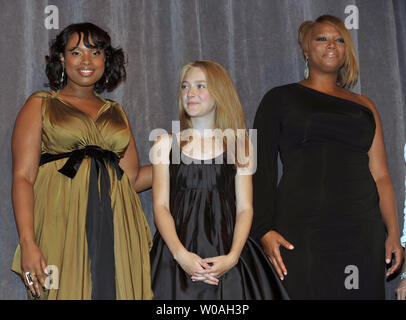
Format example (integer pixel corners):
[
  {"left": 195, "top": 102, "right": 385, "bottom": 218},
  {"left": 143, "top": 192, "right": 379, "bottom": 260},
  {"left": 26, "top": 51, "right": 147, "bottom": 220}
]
[
  {"left": 60, "top": 32, "right": 105, "bottom": 90},
  {"left": 306, "top": 23, "right": 346, "bottom": 75},
  {"left": 180, "top": 67, "right": 216, "bottom": 119}
]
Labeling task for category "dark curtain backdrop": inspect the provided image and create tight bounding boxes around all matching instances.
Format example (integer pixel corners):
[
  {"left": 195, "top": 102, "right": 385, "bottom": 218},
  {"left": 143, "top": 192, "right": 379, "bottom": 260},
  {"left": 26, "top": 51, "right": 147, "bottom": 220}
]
[{"left": 0, "top": 0, "right": 405, "bottom": 300}]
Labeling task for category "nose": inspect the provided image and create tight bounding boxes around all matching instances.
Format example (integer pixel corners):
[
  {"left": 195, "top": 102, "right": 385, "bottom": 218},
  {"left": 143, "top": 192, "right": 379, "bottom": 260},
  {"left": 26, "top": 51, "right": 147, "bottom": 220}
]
[
  {"left": 327, "top": 40, "right": 336, "bottom": 49},
  {"left": 81, "top": 52, "right": 92, "bottom": 65},
  {"left": 187, "top": 86, "right": 197, "bottom": 97}
]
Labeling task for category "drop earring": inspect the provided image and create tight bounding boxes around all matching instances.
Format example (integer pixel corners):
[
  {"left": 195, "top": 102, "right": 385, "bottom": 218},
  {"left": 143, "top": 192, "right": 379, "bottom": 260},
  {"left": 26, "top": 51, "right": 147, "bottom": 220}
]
[
  {"left": 60, "top": 67, "right": 65, "bottom": 83},
  {"left": 304, "top": 58, "right": 309, "bottom": 80}
]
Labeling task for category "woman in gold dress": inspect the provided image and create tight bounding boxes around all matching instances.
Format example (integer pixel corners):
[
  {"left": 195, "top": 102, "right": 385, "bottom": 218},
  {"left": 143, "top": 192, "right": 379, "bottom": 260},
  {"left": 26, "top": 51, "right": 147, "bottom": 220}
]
[{"left": 11, "top": 23, "right": 153, "bottom": 300}]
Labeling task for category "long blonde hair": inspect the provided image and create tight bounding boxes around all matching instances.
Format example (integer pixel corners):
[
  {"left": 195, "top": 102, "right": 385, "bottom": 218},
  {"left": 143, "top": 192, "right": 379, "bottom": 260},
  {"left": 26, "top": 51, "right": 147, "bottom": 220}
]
[
  {"left": 177, "top": 60, "right": 249, "bottom": 166},
  {"left": 298, "top": 14, "right": 359, "bottom": 88}
]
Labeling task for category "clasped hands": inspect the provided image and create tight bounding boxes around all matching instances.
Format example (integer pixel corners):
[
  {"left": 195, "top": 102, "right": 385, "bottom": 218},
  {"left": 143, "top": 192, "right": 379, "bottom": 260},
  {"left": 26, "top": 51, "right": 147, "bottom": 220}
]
[{"left": 174, "top": 250, "right": 238, "bottom": 286}]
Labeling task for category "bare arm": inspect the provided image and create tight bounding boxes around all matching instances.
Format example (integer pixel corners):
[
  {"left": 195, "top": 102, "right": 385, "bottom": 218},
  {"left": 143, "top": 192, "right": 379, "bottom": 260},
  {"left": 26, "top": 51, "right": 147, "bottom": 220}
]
[
  {"left": 152, "top": 134, "right": 184, "bottom": 257},
  {"left": 227, "top": 142, "right": 256, "bottom": 262},
  {"left": 228, "top": 172, "right": 253, "bottom": 260},
  {"left": 199, "top": 141, "right": 255, "bottom": 279},
  {"left": 12, "top": 97, "right": 42, "bottom": 245},
  {"left": 133, "top": 165, "right": 152, "bottom": 192},
  {"left": 12, "top": 96, "right": 47, "bottom": 296},
  {"left": 151, "top": 134, "right": 214, "bottom": 283},
  {"left": 119, "top": 126, "right": 152, "bottom": 193},
  {"left": 361, "top": 95, "right": 403, "bottom": 276}
]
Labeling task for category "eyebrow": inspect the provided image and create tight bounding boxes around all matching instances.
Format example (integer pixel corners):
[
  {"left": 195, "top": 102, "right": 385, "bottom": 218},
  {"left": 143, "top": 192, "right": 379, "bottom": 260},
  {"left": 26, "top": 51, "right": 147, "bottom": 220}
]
[
  {"left": 68, "top": 46, "right": 80, "bottom": 51},
  {"left": 182, "top": 80, "right": 207, "bottom": 83},
  {"left": 68, "top": 46, "right": 101, "bottom": 52},
  {"left": 314, "top": 33, "right": 343, "bottom": 37}
]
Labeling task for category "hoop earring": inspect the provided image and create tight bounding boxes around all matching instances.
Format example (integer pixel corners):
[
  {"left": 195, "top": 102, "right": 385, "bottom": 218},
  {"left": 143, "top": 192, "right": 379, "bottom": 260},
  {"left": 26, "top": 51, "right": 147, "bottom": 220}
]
[{"left": 304, "top": 58, "right": 309, "bottom": 80}]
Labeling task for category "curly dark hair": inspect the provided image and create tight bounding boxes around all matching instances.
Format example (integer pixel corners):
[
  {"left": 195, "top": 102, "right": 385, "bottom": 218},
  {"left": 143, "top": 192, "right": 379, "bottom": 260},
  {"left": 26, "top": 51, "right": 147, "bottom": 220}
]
[{"left": 45, "top": 22, "right": 126, "bottom": 93}]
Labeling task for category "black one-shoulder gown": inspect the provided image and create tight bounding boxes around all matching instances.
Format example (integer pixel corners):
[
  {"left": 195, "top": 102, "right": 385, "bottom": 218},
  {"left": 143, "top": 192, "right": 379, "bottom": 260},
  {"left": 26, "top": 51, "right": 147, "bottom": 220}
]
[{"left": 252, "top": 83, "right": 386, "bottom": 299}]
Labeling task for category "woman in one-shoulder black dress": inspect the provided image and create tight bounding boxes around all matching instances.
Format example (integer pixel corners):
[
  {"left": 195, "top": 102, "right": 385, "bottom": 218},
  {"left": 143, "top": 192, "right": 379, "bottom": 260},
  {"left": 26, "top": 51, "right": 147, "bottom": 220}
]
[{"left": 251, "top": 15, "right": 403, "bottom": 299}]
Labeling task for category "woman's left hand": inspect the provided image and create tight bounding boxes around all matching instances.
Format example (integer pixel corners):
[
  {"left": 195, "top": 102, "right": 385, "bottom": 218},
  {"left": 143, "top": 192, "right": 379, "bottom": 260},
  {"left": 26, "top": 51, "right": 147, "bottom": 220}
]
[
  {"left": 385, "top": 235, "right": 403, "bottom": 277},
  {"left": 191, "top": 254, "right": 238, "bottom": 283}
]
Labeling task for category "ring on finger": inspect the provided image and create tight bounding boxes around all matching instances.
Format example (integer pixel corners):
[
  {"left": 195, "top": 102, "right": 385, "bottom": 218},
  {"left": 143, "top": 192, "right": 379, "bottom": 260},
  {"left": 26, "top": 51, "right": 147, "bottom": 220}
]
[{"left": 24, "top": 272, "right": 35, "bottom": 286}]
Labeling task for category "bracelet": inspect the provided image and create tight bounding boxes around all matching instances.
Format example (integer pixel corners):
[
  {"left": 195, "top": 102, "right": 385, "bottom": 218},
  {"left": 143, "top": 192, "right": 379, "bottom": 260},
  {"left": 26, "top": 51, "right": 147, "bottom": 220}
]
[{"left": 401, "top": 272, "right": 406, "bottom": 280}]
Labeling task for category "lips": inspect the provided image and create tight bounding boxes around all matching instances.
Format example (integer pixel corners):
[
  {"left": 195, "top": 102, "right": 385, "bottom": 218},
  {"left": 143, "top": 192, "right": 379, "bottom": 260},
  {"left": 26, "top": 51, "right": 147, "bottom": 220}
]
[
  {"left": 187, "top": 101, "right": 199, "bottom": 106},
  {"left": 325, "top": 52, "right": 338, "bottom": 58},
  {"left": 78, "top": 69, "right": 95, "bottom": 77}
]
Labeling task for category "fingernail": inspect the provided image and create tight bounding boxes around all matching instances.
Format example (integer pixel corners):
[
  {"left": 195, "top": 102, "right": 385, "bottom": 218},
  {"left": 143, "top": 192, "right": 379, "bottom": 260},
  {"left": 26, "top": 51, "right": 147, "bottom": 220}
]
[
  {"left": 289, "top": 245, "right": 294, "bottom": 249},
  {"left": 284, "top": 272, "right": 287, "bottom": 276},
  {"left": 386, "top": 259, "right": 390, "bottom": 264}
]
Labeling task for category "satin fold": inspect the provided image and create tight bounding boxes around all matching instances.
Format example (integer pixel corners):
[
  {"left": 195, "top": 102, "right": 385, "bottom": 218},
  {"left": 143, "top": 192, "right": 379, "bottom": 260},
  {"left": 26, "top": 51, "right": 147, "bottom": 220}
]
[
  {"left": 150, "top": 137, "right": 289, "bottom": 300},
  {"left": 40, "top": 145, "right": 119, "bottom": 300},
  {"left": 11, "top": 91, "right": 153, "bottom": 300}
]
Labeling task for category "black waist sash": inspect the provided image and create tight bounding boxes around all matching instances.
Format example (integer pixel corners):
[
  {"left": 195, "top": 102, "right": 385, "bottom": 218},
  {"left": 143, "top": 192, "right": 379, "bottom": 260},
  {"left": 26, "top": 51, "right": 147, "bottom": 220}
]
[{"left": 40, "top": 146, "right": 124, "bottom": 300}]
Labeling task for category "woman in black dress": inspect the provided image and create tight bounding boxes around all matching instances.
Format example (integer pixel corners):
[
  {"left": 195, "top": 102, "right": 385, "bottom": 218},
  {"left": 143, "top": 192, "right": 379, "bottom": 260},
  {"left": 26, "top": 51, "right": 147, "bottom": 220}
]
[
  {"left": 252, "top": 15, "right": 403, "bottom": 299},
  {"left": 150, "top": 60, "right": 288, "bottom": 299}
]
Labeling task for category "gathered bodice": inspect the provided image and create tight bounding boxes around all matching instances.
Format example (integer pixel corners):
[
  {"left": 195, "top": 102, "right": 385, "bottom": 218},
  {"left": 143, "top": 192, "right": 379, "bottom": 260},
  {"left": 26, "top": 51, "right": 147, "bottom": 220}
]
[{"left": 32, "top": 91, "right": 131, "bottom": 157}]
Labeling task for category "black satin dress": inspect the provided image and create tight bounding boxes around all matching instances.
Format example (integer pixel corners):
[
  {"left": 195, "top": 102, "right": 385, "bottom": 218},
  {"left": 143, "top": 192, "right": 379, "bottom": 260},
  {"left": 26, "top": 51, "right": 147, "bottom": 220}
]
[
  {"left": 150, "top": 138, "right": 289, "bottom": 300},
  {"left": 251, "top": 83, "right": 386, "bottom": 299}
]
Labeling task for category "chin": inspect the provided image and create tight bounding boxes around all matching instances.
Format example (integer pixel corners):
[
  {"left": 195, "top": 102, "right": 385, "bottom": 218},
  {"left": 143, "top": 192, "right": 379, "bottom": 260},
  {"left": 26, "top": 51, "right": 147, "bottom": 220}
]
[
  {"left": 320, "top": 63, "right": 343, "bottom": 73},
  {"left": 184, "top": 106, "right": 201, "bottom": 116},
  {"left": 324, "top": 59, "right": 344, "bottom": 69},
  {"left": 186, "top": 111, "right": 201, "bottom": 118},
  {"left": 72, "top": 78, "right": 100, "bottom": 88}
]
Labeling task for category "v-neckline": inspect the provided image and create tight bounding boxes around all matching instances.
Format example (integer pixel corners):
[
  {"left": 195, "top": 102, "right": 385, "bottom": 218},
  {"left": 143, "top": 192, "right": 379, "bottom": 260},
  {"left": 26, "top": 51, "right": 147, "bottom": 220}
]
[{"left": 53, "top": 90, "right": 109, "bottom": 123}]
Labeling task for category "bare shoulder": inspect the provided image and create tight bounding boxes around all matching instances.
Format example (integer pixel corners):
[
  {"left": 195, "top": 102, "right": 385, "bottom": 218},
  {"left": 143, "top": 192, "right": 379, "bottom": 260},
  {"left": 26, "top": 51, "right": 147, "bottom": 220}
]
[
  {"left": 16, "top": 95, "right": 43, "bottom": 122},
  {"left": 357, "top": 94, "right": 377, "bottom": 112},
  {"left": 25, "top": 94, "right": 43, "bottom": 108},
  {"left": 339, "top": 88, "right": 377, "bottom": 113},
  {"left": 151, "top": 133, "right": 173, "bottom": 166},
  {"left": 352, "top": 93, "right": 383, "bottom": 128},
  {"left": 12, "top": 95, "right": 43, "bottom": 148},
  {"left": 153, "top": 132, "right": 173, "bottom": 147}
]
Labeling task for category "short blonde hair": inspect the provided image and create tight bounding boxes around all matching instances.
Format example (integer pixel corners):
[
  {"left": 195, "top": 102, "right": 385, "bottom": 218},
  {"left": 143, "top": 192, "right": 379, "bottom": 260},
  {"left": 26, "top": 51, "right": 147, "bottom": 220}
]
[{"left": 298, "top": 14, "right": 358, "bottom": 88}]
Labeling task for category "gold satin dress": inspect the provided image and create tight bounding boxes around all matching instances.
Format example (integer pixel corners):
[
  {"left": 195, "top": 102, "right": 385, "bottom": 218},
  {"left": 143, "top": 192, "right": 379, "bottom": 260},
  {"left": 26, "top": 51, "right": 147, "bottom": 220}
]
[{"left": 11, "top": 91, "right": 153, "bottom": 300}]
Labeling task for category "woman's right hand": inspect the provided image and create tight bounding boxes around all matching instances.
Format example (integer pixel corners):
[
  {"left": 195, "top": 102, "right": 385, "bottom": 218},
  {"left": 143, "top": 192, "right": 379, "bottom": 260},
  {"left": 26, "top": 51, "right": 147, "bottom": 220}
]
[
  {"left": 260, "top": 230, "right": 294, "bottom": 280},
  {"left": 20, "top": 240, "right": 48, "bottom": 298}
]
